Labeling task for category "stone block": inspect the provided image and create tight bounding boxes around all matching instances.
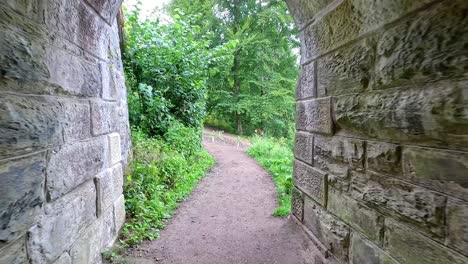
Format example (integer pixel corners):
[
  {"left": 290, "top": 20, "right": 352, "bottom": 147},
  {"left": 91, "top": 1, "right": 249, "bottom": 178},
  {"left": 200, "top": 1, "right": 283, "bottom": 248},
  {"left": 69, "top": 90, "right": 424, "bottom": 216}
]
[
  {"left": 85, "top": 0, "right": 123, "bottom": 24},
  {"left": 54, "top": 252, "right": 72, "bottom": 264},
  {"left": 303, "top": 197, "right": 350, "bottom": 263},
  {"left": 350, "top": 171, "right": 446, "bottom": 238},
  {"left": 402, "top": 147, "right": 468, "bottom": 201},
  {"left": 446, "top": 198, "right": 468, "bottom": 256},
  {"left": 296, "top": 97, "right": 333, "bottom": 134},
  {"left": 384, "top": 219, "right": 468, "bottom": 264},
  {"left": 350, "top": 233, "right": 398, "bottom": 264},
  {"left": 70, "top": 219, "right": 103, "bottom": 264},
  {"left": 291, "top": 187, "right": 304, "bottom": 221},
  {"left": 314, "top": 135, "right": 365, "bottom": 178},
  {"left": 317, "top": 36, "right": 375, "bottom": 96},
  {"left": 114, "top": 195, "right": 126, "bottom": 232},
  {"left": 294, "top": 132, "right": 313, "bottom": 164},
  {"left": 45, "top": 0, "right": 110, "bottom": 59},
  {"left": 285, "top": 0, "right": 334, "bottom": 29},
  {"left": 328, "top": 189, "right": 383, "bottom": 243},
  {"left": 2, "top": 0, "right": 45, "bottom": 23},
  {"left": 101, "top": 62, "right": 117, "bottom": 100},
  {"left": 0, "top": 236, "right": 28, "bottom": 264},
  {"left": 334, "top": 81, "right": 468, "bottom": 150},
  {"left": 366, "top": 142, "right": 402, "bottom": 176},
  {"left": 28, "top": 180, "right": 97, "bottom": 263},
  {"left": 91, "top": 100, "right": 119, "bottom": 136},
  {"left": 108, "top": 133, "right": 122, "bottom": 166},
  {"left": 297, "top": 62, "right": 316, "bottom": 99},
  {"left": 47, "top": 136, "right": 108, "bottom": 200},
  {"left": 96, "top": 163, "right": 123, "bottom": 217},
  {"left": 374, "top": 0, "right": 468, "bottom": 90},
  {"left": 293, "top": 160, "right": 327, "bottom": 205},
  {"left": 0, "top": 153, "right": 45, "bottom": 243},
  {"left": 101, "top": 206, "right": 116, "bottom": 250}
]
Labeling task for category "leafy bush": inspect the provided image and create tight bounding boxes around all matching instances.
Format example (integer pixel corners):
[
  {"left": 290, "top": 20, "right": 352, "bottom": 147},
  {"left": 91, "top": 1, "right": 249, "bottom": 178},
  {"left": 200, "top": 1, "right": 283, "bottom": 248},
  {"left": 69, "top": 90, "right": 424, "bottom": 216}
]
[
  {"left": 247, "top": 136, "right": 293, "bottom": 217},
  {"left": 121, "top": 124, "right": 214, "bottom": 245}
]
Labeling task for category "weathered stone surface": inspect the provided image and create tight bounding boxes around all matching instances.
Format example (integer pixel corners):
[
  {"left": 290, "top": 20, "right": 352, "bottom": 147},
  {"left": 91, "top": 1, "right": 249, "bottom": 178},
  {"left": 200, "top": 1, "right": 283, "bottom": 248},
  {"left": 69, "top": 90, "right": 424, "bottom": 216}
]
[
  {"left": 54, "top": 252, "right": 72, "bottom": 264},
  {"left": 294, "top": 132, "right": 313, "bottom": 164},
  {"left": 101, "top": 62, "right": 117, "bottom": 100},
  {"left": 47, "top": 137, "right": 108, "bottom": 200},
  {"left": 114, "top": 195, "right": 126, "bottom": 232},
  {"left": 366, "top": 142, "right": 402, "bottom": 176},
  {"left": 328, "top": 189, "right": 383, "bottom": 243},
  {"left": 299, "top": 0, "right": 436, "bottom": 62},
  {"left": 285, "top": 0, "right": 334, "bottom": 28},
  {"left": 108, "top": 133, "right": 122, "bottom": 166},
  {"left": 0, "top": 153, "right": 45, "bottom": 243},
  {"left": 317, "top": 37, "right": 375, "bottom": 96},
  {"left": 70, "top": 219, "right": 103, "bottom": 264},
  {"left": 291, "top": 187, "right": 304, "bottom": 221},
  {"left": 91, "top": 100, "right": 119, "bottom": 136},
  {"left": 384, "top": 219, "right": 468, "bottom": 264},
  {"left": 0, "top": 236, "right": 28, "bottom": 264},
  {"left": 314, "top": 135, "right": 365, "bottom": 178},
  {"left": 334, "top": 81, "right": 468, "bottom": 150},
  {"left": 297, "top": 62, "right": 316, "bottom": 99},
  {"left": 96, "top": 163, "right": 123, "bottom": 217},
  {"left": 296, "top": 97, "right": 333, "bottom": 134},
  {"left": 28, "top": 180, "right": 97, "bottom": 263},
  {"left": 85, "top": 0, "right": 122, "bottom": 24},
  {"left": 303, "top": 197, "right": 350, "bottom": 263},
  {"left": 446, "top": 199, "right": 468, "bottom": 256},
  {"left": 374, "top": 0, "right": 468, "bottom": 90},
  {"left": 350, "top": 233, "right": 398, "bottom": 264},
  {"left": 293, "top": 160, "right": 327, "bottom": 205},
  {"left": 402, "top": 147, "right": 468, "bottom": 201},
  {"left": 350, "top": 171, "right": 446, "bottom": 238},
  {"left": 101, "top": 206, "right": 116, "bottom": 250},
  {"left": 2, "top": 0, "right": 45, "bottom": 22}
]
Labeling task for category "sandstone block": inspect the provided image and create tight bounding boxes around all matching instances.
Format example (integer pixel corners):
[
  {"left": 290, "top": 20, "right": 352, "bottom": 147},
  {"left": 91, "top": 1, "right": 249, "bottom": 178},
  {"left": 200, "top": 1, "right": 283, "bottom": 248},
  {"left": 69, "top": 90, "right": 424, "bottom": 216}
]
[
  {"left": 108, "top": 133, "right": 122, "bottom": 166},
  {"left": 446, "top": 198, "right": 468, "bottom": 256},
  {"left": 47, "top": 136, "right": 108, "bottom": 200},
  {"left": 91, "top": 100, "right": 119, "bottom": 136},
  {"left": 70, "top": 219, "right": 103, "bottom": 264},
  {"left": 0, "top": 236, "right": 28, "bottom": 264},
  {"left": 285, "top": 0, "right": 333, "bottom": 29},
  {"left": 314, "top": 135, "right": 365, "bottom": 178},
  {"left": 296, "top": 97, "right": 333, "bottom": 135},
  {"left": 0, "top": 153, "right": 45, "bottom": 243},
  {"left": 350, "top": 233, "right": 398, "bottom": 264},
  {"left": 328, "top": 189, "right": 383, "bottom": 243},
  {"left": 384, "top": 219, "right": 468, "bottom": 264},
  {"left": 54, "top": 252, "right": 72, "bottom": 264},
  {"left": 297, "top": 62, "right": 316, "bottom": 99},
  {"left": 303, "top": 197, "right": 350, "bottom": 263},
  {"left": 101, "top": 206, "right": 116, "bottom": 250},
  {"left": 1, "top": 0, "right": 45, "bottom": 22},
  {"left": 366, "top": 142, "right": 402, "bottom": 176},
  {"left": 28, "top": 180, "right": 97, "bottom": 263},
  {"left": 293, "top": 160, "right": 327, "bottom": 205},
  {"left": 291, "top": 187, "right": 304, "bottom": 221},
  {"left": 294, "top": 132, "right": 313, "bottom": 164},
  {"left": 114, "top": 195, "right": 126, "bottom": 232},
  {"left": 96, "top": 163, "right": 123, "bottom": 217},
  {"left": 334, "top": 81, "right": 468, "bottom": 150},
  {"left": 402, "top": 147, "right": 468, "bottom": 201},
  {"left": 350, "top": 171, "right": 446, "bottom": 238},
  {"left": 85, "top": 0, "right": 123, "bottom": 24},
  {"left": 101, "top": 62, "right": 117, "bottom": 100}
]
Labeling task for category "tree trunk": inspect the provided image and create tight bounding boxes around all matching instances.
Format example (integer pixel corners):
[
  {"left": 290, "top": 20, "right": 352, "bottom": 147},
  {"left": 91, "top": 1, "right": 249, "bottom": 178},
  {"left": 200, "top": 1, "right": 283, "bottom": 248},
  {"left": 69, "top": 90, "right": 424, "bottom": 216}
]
[{"left": 232, "top": 0, "right": 243, "bottom": 135}]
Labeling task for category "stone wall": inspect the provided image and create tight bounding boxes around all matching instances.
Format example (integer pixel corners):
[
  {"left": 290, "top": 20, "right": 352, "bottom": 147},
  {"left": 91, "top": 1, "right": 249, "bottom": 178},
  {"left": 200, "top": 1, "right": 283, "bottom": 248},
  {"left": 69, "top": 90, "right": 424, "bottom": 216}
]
[
  {"left": 0, "top": 0, "right": 129, "bottom": 263},
  {"left": 286, "top": 0, "right": 468, "bottom": 263}
]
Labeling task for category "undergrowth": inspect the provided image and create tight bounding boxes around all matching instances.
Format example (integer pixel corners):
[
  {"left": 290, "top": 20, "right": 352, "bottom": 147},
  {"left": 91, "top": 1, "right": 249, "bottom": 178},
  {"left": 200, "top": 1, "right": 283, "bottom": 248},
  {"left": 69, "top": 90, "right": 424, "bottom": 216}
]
[
  {"left": 247, "top": 136, "right": 294, "bottom": 217},
  {"left": 121, "top": 123, "right": 214, "bottom": 246}
]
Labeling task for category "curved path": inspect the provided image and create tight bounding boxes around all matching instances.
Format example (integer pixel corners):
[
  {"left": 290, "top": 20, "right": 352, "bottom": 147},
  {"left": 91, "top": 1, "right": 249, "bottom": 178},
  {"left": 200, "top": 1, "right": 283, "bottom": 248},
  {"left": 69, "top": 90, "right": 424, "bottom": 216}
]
[{"left": 126, "top": 136, "right": 320, "bottom": 264}]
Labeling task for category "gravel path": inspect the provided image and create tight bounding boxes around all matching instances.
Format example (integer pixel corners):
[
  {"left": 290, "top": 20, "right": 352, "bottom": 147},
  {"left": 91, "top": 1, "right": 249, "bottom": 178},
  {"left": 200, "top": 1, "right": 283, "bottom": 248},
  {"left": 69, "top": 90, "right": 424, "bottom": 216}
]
[{"left": 126, "top": 136, "right": 321, "bottom": 264}]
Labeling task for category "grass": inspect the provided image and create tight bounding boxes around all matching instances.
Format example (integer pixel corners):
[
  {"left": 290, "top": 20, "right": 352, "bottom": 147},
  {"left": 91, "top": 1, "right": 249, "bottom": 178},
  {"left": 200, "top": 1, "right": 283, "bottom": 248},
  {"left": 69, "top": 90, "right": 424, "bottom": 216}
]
[{"left": 247, "top": 136, "right": 294, "bottom": 217}]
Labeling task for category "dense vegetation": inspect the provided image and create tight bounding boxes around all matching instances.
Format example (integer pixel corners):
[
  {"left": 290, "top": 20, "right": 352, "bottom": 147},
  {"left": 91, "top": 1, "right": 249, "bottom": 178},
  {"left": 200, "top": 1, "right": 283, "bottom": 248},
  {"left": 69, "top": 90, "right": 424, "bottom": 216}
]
[{"left": 118, "top": 0, "right": 298, "bottom": 249}]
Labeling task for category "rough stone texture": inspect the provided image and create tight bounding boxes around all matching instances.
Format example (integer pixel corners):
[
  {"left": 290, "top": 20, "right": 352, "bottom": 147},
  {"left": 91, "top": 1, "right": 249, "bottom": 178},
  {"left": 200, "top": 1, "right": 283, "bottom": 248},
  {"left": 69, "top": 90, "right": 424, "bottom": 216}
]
[
  {"left": 289, "top": 0, "right": 468, "bottom": 263},
  {"left": 294, "top": 132, "right": 313, "bottom": 164},
  {"left": 303, "top": 197, "right": 350, "bottom": 263},
  {"left": 291, "top": 187, "right": 304, "bottom": 221},
  {"left": 293, "top": 160, "right": 327, "bottom": 205},
  {"left": 0, "top": 0, "right": 129, "bottom": 262},
  {"left": 296, "top": 97, "right": 333, "bottom": 134},
  {"left": 46, "top": 136, "right": 108, "bottom": 201},
  {"left": 0, "top": 153, "right": 45, "bottom": 243},
  {"left": 328, "top": 189, "right": 383, "bottom": 243},
  {"left": 384, "top": 219, "right": 468, "bottom": 264},
  {"left": 403, "top": 147, "right": 468, "bottom": 201}
]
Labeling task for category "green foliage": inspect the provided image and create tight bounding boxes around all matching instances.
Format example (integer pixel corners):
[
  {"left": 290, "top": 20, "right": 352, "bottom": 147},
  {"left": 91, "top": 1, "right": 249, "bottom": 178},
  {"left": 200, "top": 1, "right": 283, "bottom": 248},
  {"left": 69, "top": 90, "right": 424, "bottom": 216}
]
[
  {"left": 121, "top": 125, "right": 214, "bottom": 245},
  {"left": 247, "top": 136, "right": 293, "bottom": 217}
]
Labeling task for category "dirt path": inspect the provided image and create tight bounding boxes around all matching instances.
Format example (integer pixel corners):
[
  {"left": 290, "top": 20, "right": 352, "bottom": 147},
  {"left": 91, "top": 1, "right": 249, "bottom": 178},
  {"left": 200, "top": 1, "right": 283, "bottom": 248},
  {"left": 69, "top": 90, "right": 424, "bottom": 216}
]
[{"left": 126, "top": 135, "right": 321, "bottom": 264}]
